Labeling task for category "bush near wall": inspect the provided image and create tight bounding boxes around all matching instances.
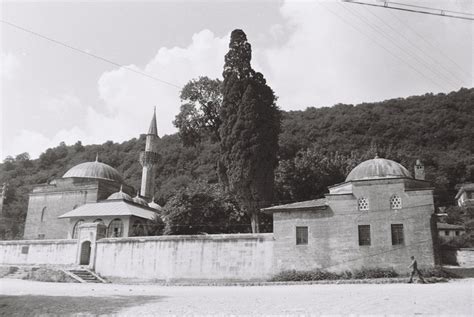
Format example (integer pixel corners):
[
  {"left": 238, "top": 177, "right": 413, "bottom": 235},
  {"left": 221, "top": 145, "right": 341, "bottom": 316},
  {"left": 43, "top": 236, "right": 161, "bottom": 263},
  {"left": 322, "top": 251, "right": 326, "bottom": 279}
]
[
  {"left": 25, "top": 267, "right": 76, "bottom": 283},
  {"left": 270, "top": 266, "right": 455, "bottom": 282},
  {"left": 270, "top": 268, "right": 398, "bottom": 282}
]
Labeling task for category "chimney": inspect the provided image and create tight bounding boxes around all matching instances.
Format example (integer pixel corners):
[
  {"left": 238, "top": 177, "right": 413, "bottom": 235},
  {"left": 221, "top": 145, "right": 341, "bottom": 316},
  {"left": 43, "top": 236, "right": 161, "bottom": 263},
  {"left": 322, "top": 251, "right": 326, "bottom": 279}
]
[{"left": 414, "top": 159, "right": 425, "bottom": 180}]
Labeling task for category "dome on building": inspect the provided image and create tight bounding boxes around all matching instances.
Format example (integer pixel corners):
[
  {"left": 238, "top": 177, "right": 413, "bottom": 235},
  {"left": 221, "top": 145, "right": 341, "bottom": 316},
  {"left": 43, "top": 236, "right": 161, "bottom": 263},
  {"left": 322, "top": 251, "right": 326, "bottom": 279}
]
[
  {"left": 107, "top": 186, "right": 132, "bottom": 201},
  {"left": 132, "top": 193, "right": 148, "bottom": 206},
  {"left": 63, "top": 159, "right": 123, "bottom": 183},
  {"left": 346, "top": 157, "right": 412, "bottom": 182}
]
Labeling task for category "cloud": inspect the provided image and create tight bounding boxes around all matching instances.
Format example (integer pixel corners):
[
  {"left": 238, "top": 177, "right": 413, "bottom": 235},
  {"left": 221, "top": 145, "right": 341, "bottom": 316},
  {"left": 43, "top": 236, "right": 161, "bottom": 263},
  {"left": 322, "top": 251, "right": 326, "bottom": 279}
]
[
  {"left": 0, "top": 53, "right": 21, "bottom": 80},
  {"left": 3, "top": 29, "right": 229, "bottom": 159},
  {"left": 4, "top": 0, "right": 471, "bottom": 159},
  {"left": 95, "top": 29, "right": 229, "bottom": 139}
]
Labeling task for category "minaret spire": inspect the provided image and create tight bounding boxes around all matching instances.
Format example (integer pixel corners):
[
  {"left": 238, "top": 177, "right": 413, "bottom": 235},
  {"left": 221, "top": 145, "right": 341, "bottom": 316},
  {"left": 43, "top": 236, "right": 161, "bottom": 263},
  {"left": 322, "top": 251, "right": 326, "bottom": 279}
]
[
  {"left": 148, "top": 106, "right": 158, "bottom": 136},
  {"left": 139, "top": 108, "right": 160, "bottom": 199}
]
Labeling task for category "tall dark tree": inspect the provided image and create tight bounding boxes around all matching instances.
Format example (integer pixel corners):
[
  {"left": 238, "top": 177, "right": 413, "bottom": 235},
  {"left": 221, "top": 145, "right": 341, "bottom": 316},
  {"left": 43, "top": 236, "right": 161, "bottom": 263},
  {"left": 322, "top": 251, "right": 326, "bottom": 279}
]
[
  {"left": 174, "top": 77, "right": 222, "bottom": 146},
  {"left": 219, "top": 29, "right": 281, "bottom": 233}
]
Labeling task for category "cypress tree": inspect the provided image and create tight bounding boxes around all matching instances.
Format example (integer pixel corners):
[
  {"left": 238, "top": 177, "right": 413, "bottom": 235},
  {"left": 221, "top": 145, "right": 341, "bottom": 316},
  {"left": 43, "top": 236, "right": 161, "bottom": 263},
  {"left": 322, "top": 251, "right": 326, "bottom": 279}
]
[{"left": 219, "top": 29, "right": 281, "bottom": 233}]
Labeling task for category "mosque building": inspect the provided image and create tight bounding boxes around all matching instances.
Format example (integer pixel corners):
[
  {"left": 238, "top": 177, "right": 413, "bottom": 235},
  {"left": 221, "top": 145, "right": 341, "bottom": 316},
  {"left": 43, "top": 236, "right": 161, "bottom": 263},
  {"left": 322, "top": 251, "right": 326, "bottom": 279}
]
[
  {"left": 23, "top": 110, "right": 162, "bottom": 240},
  {"left": 263, "top": 157, "right": 436, "bottom": 272},
  {"left": 10, "top": 110, "right": 437, "bottom": 279}
]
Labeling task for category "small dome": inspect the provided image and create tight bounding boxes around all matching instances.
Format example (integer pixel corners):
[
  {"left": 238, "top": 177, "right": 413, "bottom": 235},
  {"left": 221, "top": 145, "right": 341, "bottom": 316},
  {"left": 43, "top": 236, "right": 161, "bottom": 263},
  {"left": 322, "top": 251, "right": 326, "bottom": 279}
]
[
  {"left": 107, "top": 187, "right": 132, "bottom": 201},
  {"left": 63, "top": 160, "right": 123, "bottom": 183},
  {"left": 346, "top": 157, "right": 412, "bottom": 181},
  {"left": 133, "top": 194, "right": 148, "bottom": 206},
  {"left": 148, "top": 200, "right": 162, "bottom": 211}
]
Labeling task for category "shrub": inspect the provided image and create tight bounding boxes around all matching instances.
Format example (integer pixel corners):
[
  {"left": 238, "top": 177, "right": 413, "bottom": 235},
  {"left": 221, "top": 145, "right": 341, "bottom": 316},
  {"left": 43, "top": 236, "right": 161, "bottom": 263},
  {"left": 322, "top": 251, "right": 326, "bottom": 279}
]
[
  {"left": 24, "top": 268, "right": 76, "bottom": 283},
  {"left": 270, "top": 267, "right": 398, "bottom": 282},
  {"left": 352, "top": 267, "right": 399, "bottom": 279},
  {"left": 419, "top": 266, "right": 458, "bottom": 278}
]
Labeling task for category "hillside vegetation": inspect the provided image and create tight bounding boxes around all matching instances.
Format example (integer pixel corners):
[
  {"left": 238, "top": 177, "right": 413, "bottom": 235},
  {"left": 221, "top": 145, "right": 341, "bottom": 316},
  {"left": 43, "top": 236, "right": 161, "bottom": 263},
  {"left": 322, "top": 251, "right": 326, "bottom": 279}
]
[{"left": 1, "top": 87, "right": 473, "bottom": 239}]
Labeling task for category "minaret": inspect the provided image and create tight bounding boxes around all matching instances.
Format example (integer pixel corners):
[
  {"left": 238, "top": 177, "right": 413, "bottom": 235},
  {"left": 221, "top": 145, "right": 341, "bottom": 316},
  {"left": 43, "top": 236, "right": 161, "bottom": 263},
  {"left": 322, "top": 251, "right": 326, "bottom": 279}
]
[{"left": 139, "top": 108, "right": 160, "bottom": 199}]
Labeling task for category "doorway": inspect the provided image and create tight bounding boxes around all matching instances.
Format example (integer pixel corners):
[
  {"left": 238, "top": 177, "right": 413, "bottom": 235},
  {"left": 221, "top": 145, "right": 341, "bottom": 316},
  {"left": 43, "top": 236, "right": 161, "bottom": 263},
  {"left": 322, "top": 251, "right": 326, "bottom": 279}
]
[{"left": 80, "top": 241, "right": 91, "bottom": 265}]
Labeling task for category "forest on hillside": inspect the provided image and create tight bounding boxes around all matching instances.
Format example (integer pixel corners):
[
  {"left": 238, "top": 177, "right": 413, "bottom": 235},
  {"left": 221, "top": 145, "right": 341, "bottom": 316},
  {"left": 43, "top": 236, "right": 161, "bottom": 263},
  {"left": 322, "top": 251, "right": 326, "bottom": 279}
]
[{"left": 1, "top": 87, "right": 473, "bottom": 239}]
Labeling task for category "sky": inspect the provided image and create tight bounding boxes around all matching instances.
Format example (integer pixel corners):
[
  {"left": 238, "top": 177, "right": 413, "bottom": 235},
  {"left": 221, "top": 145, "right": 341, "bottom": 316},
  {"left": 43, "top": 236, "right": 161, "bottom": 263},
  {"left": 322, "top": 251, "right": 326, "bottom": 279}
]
[{"left": 1, "top": 0, "right": 472, "bottom": 159}]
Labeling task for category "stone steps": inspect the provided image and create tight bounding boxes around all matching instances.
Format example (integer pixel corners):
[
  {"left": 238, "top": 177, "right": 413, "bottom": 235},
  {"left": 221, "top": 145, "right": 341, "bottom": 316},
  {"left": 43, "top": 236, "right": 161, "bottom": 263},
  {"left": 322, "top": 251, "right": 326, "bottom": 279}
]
[{"left": 64, "top": 268, "right": 106, "bottom": 283}]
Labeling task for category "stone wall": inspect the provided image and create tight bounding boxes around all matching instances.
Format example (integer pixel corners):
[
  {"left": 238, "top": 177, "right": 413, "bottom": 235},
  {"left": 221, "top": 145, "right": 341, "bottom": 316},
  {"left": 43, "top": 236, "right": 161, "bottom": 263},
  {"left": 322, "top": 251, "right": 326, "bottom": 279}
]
[
  {"left": 95, "top": 234, "right": 274, "bottom": 281},
  {"left": 0, "top": 240, "right": 76, "bottom": 265},
  {"left": 272, "top": 180, "right": 435, "bottom": 274}
]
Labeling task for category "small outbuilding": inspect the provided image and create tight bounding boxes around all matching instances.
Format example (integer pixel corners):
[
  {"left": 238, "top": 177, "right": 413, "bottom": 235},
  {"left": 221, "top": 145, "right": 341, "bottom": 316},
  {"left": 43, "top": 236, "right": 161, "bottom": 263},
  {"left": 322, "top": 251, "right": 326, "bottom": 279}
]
[{"left": 263, "top": 157, "right": 436, "bottom": 273}]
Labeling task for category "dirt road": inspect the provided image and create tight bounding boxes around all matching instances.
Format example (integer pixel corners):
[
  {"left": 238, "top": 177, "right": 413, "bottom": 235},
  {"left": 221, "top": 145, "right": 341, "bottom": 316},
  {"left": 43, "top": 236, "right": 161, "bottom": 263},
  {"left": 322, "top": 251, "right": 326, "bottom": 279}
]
[{"left": 1, "top": 278, "right": 472, "bottom": 315}]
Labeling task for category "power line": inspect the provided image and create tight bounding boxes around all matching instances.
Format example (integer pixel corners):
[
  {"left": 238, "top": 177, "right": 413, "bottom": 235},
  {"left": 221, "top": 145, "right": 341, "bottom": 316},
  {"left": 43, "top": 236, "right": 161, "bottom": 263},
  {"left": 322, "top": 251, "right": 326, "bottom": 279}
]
[
  {"left": 0, "top": 19, "right": 182, "bottom": 89},
  {"left": 385, "top": 9, "right": 472, "bottom": 81},
  {"left": 361, "top": 6, "right": 467, "bottom": 87},
  {"left": 389, "top": 1, "right": 474, "bottom": 17},
  {"left": 319, "top": 2, "right": 446, "bottom": 90},
  {"left": 338, "top": 3, "right": 457, "bottom": 90},
  {"left": 342, "top": 0, "right": 474, "bottom": 21}
]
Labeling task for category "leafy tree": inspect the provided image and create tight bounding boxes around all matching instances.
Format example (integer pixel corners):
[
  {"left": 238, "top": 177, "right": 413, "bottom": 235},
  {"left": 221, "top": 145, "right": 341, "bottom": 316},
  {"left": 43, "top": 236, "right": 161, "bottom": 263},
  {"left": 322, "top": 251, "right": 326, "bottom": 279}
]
[
  {"left": 161, "top": 183, "right": 248, "bottom": 235},
  {"left": 275, "top": 150, "right": 351, "bottom": 202},
  {"left": 174, "top": 77, "right": 222, "bottom": 146},
  {"left": 219, "top": 29, "right": 281, "bottom": 233}
]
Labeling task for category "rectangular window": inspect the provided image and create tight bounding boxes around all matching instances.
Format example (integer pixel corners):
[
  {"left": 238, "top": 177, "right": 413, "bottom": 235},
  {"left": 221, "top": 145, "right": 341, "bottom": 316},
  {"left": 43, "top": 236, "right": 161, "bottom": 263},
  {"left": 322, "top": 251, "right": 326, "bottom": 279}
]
[
  {"left": 445, "top": 230, "right": 450, "bottom": 236},
  {"left": 38, "top": 234, "right": 45, "bottom": 240},
  {"left": 21, "top": 246, "right": 29, "bottom": 254},
  {"left": 296, "top": 226, "right": 308, "bottom": 245},
  {"left": 391, "top": 224, "right": 404, "bottom": 245},
  {"left": 455, "top": 231, "right": 460, "bottom": 236},
  {"left": 358, "top": 225, "right": 371, "bottom": 246}
]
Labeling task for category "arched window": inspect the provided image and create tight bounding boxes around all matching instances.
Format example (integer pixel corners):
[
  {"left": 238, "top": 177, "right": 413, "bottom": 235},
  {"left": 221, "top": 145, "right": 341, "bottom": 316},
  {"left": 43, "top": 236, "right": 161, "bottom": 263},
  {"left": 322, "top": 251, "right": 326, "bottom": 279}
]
[
  {"left": 390, "top": 195, "right": 402, "bottom": 210},
  {"left": 40, "top": 207, "right": 47, "bottom": 222},
  {"left": 72, "top": 219, "right": 84, "bottom": 239},
  {"left": 358, "top": 197, "right": 369, "bottom": 211},
  {"left": 131, "top": 220, "right": 145, "bottom": 236},
  {"left": 108, "top": 219, "right": 123, "bottom": 238},
  {"left": 93, "top": 219, "right": 104, "bottom": 225}
]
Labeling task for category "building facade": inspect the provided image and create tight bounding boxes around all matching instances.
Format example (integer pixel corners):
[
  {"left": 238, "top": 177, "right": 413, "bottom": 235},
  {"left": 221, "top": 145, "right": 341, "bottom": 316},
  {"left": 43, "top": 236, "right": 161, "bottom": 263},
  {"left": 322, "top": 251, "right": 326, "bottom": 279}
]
[
  {"left": 263, "top": 157, "right": 436, "bottom": 272},
  {"left": 23, "top": 111, "right": 161, "bottom": 240}
]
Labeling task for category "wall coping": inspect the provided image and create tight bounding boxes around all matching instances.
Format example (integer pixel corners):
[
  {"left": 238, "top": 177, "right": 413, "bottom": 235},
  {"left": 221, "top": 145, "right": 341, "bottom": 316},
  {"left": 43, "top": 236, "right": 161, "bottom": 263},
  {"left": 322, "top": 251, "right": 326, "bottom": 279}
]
[
  {"left": 0, "top": 239, "right": 77, "bottom": 245},
  {"left": 97, "top": 233, "right": 274, "bottom": 244}
]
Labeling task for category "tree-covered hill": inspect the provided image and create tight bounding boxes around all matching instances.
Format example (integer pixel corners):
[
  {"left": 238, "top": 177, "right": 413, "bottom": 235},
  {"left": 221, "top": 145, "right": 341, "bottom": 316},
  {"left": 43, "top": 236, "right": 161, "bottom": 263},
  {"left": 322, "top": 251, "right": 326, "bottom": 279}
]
[{"left": 1, "top": 87, "right": 472, "bottom": 239}]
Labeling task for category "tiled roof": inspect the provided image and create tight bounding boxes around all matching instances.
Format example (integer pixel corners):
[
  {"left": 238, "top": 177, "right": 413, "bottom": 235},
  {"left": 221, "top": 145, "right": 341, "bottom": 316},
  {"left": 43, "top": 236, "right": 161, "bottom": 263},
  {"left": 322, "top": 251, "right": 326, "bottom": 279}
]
[
  {"left": 437, "top": 222, "right": 465, "bottom": 230},
  {"left": 58, "top": 199, "right": 159, "bottom": 220},
  {"left": 262, "top": 198, "right": 327, "bottom": 213}
]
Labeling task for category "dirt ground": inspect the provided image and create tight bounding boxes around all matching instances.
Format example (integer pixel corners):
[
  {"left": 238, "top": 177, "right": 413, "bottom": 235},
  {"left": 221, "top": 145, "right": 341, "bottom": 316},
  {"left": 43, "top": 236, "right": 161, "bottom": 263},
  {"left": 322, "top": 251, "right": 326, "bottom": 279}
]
[{"left": 0, "top": 278, "right": 472, "bottom": 316}]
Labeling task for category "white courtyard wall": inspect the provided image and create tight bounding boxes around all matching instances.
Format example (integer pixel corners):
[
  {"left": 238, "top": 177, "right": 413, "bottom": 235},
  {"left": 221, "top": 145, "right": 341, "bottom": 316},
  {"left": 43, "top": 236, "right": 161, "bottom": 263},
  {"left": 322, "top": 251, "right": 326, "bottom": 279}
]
[
  {"left": 95, "top": 233, "right": 274, "bottom": 281},
  {"left": 0, "top": 240, "right": 76, "bottom": 265}
]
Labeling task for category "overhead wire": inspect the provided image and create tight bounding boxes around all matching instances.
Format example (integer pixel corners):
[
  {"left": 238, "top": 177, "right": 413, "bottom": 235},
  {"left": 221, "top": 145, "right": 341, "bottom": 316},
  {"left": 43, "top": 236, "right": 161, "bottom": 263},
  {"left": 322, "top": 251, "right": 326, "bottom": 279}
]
[
  {"left": 0, "top": 19, "right": 182, "bottom": 89},
  {"left": 385, "top": 9, "right": 472, "bottom": 81},
  {"left": 360, "top": 6, "right": 467, "bottom": 87},
  {"left": 341, "top": 0, "right": 474, "bottom": 21},
  {"left": 338, "top": 2, "right": 457, "bottom": 90},
  {"left": 318, "top": 2, "right": 446, "bottom": 91}
]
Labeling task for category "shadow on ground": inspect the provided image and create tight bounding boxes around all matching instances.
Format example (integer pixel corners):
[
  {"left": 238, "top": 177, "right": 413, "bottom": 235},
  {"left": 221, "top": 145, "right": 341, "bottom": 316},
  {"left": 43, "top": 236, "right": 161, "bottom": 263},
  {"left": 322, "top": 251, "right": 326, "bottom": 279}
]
[{"left": 0, "top": 294, "right": 163, "bottom": 316}]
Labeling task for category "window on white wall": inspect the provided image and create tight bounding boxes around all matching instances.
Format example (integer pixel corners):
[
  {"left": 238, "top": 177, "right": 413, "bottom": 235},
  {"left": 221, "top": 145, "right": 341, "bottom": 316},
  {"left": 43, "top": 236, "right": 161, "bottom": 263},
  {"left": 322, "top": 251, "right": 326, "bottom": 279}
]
[
  {"left": 390, "top": 195, "right": 402, "bottom": 210},
  {"left": 358, "top": 197, "right": 369, "bottom": 211},
  {"left": 108, "top": 219, "right": 124, "bottom": 237},
  {"left": 296, "top": 226, "right": 308, "bottom": 245}
]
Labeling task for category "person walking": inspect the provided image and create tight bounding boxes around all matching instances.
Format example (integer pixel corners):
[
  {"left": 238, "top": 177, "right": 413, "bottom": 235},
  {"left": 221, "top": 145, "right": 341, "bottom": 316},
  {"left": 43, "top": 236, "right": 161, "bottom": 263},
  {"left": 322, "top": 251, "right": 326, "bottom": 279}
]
[{"left": 408, "top": 255, "right": 426, "bottom": 283}]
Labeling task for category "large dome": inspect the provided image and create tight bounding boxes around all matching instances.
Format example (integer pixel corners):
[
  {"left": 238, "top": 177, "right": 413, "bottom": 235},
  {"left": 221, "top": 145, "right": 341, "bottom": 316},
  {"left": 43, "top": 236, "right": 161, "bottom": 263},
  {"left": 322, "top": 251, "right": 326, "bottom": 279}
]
[
  {"left": 63, "top": 161, "right": 123, "bottom": 183},
  {"left": 346, "top": 157, "right": 412, "bottom": 181}
]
